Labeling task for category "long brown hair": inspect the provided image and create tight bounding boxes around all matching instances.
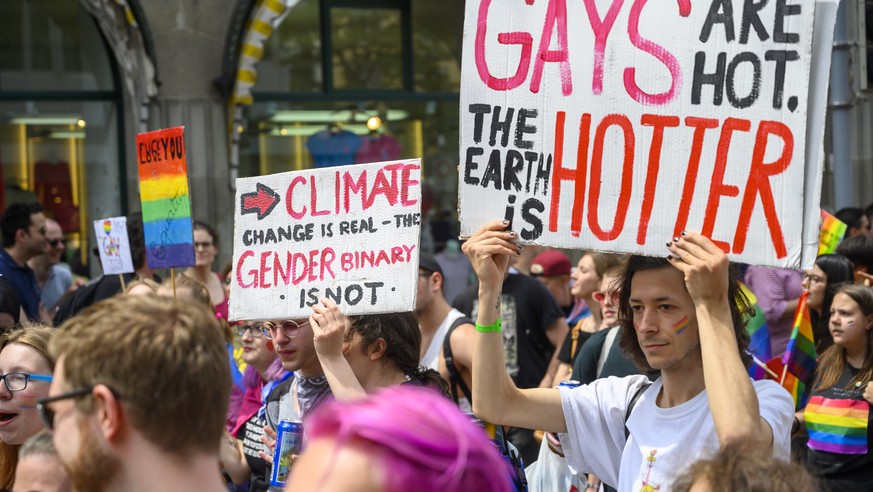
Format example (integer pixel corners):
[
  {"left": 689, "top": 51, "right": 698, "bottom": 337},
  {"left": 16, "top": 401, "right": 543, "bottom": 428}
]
[
  {"left": 0, "top": 323, "right": 56, "bottom": 489},
  {"left": 813, "top": 284, "right": 873, "bottom": 391}
]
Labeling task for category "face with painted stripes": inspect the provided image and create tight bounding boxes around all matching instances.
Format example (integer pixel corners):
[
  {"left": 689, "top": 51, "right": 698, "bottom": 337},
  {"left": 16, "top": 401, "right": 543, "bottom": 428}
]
[
  {"left": 829, "top": 292, "right": 873, "bottom": 356},
  {"left": 629, "top": 267, "right": 700, "bottom": 372}
]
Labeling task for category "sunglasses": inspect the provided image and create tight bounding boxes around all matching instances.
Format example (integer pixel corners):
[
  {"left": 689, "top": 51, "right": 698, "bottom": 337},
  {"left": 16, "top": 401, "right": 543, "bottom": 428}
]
[
  {"left": 592, "top": 291, "right": 619, "bottom": 304},
  {"left": 48, "top": 239, "right": 65, "bottom": 248}
]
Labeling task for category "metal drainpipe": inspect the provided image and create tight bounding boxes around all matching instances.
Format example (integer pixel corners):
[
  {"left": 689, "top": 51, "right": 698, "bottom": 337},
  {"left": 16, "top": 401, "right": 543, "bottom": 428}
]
[{"left": 830, "top": 0, "right": 854, "bottom": 210}]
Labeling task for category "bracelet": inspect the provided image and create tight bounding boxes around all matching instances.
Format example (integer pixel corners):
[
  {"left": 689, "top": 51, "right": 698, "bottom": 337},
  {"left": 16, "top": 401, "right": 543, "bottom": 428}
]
[{"left": 476, "top": 319, "right": 501, "bottom": 333}]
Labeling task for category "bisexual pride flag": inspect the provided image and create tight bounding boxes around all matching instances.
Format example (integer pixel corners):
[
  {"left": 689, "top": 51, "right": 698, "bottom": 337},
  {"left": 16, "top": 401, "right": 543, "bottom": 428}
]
[
  {"left": 136, "top": 127, "right": 195, "bottom": 269},
  {"left": 805, "top": 395, "right": 869, "bottom": 455}
]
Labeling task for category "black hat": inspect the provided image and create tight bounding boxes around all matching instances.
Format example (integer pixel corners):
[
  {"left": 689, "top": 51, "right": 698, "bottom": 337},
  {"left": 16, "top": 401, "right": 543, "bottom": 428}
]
[{"left": 418, "top": 254, "right": 443, "bottom": 276}]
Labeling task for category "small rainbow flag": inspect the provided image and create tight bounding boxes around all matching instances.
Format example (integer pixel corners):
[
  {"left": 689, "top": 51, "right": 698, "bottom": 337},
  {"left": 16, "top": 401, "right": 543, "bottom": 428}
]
[
  {"left": 818, "top": 209, "right": 848, "bottom": 255},
  {"left": 780, "top": 291, "right": 817, "bottom": 409},
  {"left": 739, "top": 283, "right": 772, "bottom": 380},
  {"left": 805, "top": 395, "right": 869, "bottom": 455},
  {"left": 136, "top": 127, "right": 195, "bottom": 269}
]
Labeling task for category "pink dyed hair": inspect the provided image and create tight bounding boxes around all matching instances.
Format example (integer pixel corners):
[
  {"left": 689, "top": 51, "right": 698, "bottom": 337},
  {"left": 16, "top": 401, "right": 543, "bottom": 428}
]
[{"left": 304, "top": 385, "right": 513, "bottom": 492}]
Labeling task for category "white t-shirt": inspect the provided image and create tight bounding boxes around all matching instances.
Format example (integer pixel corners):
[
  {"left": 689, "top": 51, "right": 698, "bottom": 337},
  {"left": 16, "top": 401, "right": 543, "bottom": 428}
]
[
  {"left": 420, "top": 308, "right": 465, "bottom": 370},
  {"left": 558, "top": 375, "right": 794, "bottom": 491}
]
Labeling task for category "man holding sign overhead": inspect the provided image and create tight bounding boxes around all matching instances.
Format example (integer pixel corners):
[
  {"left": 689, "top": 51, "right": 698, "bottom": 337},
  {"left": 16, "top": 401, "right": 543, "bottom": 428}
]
[{"left": 464, "top": 221, "right": 794, "bottom": 490}]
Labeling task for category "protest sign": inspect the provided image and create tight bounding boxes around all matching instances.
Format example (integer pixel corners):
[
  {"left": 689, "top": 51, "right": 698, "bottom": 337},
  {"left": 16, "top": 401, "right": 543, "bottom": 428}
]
[
  {"left": 229, "top": 159, "right": 422, "bottom": 321},
  {"left": 136, "top": 127, "right": 195, "bottom": 269},
  {"left": 818, "top": 209, "right": 846, "bottom": 256},
  {"left": 93, "top": 217, "right": 134, "bottom": 275},
  {"left": 459, "top": 0, "right": 820, "bottom": 268}
]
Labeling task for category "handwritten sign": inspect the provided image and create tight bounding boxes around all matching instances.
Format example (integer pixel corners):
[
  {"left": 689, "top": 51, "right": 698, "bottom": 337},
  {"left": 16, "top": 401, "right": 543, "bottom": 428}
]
[
  {"left": 459, "top": 0, "right": 820, "bottom": 268},
  {"left": 818, "top": 210, "right": 847, "bottom": 256},
  {"left": 92, "top": 217, "right": 134, "bottom": 275},
  {"left": 136, "top": 127, "right": 195, "bottom": 269},
  {"left": 229, "top": 159, "right": 422, "bottom": 321}
]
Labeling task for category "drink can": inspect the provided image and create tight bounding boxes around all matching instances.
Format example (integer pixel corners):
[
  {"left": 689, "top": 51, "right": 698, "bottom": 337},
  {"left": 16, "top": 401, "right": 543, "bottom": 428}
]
[{"left": 269, "top": 420, "right": 304, "bottom": 487}]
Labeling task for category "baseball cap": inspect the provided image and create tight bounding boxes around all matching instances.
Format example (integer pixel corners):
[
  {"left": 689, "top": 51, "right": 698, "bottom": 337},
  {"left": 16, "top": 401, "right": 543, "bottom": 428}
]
[
  {"left": 419, "top": 254, "right": 443, "bottom": 276},
  {"left": 530, "top": 249, "right": 571, "bottom": 277}
]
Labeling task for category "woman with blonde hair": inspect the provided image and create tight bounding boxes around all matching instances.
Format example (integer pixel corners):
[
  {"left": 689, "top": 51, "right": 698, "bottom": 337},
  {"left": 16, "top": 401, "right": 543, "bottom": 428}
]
[{"left": 0, "top": 323, "right": 56, "bottom": 488}]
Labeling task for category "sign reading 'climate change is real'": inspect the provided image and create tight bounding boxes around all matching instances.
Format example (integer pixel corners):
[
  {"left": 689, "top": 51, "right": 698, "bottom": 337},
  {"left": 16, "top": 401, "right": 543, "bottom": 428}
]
[
  {"left": 459, "top": 0, "right": 820, "bottom": 268},
  {"left": 229, "top": 159, "right": 422, "bottom": 321}
]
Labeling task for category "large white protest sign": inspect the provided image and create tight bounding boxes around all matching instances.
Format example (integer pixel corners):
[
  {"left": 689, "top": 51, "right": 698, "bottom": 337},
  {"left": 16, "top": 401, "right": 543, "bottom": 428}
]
[
  {"left": 230, "top": 159, "right": 422, "bottom": 321},
  {"left": 459, "top": 0, "right": 819, "bottom": 268},
  {"left": 93, "top": 217, "right": 134, "bottom": 275}
]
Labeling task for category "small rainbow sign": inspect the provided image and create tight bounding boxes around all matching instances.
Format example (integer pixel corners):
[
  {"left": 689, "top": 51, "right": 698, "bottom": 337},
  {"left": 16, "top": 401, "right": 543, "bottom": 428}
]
[
  {"left": 818, "top": 210, "right": 847, "bottom": 255},
  {"left": 136, "top": 127, "right": 195, "bottom": 269}
]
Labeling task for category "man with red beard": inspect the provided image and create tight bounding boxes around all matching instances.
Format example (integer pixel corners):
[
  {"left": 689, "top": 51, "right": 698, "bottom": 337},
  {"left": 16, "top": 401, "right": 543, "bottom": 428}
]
[{"left": 39, "top": 295, "right": 231, "bottom": 492}]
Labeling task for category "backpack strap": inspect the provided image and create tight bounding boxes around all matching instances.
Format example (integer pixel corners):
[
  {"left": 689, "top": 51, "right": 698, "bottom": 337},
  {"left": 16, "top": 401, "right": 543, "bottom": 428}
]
[
  {"left": 443, "top": 316, "right": 474, "bottom": 405},
  {"left": 624, "top": 380, "right": 652, "bottom": 441}
]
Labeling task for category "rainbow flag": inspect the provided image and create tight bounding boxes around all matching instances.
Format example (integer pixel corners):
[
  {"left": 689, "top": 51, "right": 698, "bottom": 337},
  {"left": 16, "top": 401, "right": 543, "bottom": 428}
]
[
  {"left": 136, "top": 127, "right": 195, "bottom": 269},
  {"left": 805, "top": 395, "right": 869, "bottom": 454},
  {"left": 740, "top": 283, "right": 772, "bottom": 380},
  {"left": 780, "top": 291, "right": 817, "bottom": 409},
  {"left": 818, "top": 209, "right": 848, "bottom": 255}
]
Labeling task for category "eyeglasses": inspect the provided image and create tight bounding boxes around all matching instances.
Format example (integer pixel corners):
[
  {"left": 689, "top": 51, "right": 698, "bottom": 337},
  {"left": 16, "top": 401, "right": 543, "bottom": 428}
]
[
  {"left": 236, "top": 323, "right": 266, "bottom": 338},
  {"left": 0, "top": 373, "right": 52, "bottom": 392},
  {"left": 262, "top": 320, "right": 308, "bottom": 339},
  {"left": 802, "top": 273, "right": 824, "bottom": 285},
  {"left": 48, "top": 239, "right": 65, "bottom": 248},
  {"left": 36, "top": 385, "right": 121, "bottom": 432},
  {"left": 194, "top": 242, "right": 214, "bottom": 249},
  {"left": 36, "top": 387, "right": 93, "bottom": 432}
]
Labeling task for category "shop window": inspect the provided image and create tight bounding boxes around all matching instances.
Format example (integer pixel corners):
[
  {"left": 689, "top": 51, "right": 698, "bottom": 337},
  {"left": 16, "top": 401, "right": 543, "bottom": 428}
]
[{"left": 0, "top": 1, "right": 123, "bottom": 275}]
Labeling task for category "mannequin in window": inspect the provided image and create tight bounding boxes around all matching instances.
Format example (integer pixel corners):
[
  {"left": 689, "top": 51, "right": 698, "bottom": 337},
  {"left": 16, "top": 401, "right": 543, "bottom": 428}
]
[
  {"left": 306, "top": 122, "right": 362, "bottom": 168},
  {"left": 355, "top": 128, "right": 402, "bottom": 164}
]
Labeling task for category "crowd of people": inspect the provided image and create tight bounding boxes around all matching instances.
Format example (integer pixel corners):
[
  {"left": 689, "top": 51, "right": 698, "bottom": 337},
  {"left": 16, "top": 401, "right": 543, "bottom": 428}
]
[{"left": 0, "top": 199, "right": 870, "bottom": 491}]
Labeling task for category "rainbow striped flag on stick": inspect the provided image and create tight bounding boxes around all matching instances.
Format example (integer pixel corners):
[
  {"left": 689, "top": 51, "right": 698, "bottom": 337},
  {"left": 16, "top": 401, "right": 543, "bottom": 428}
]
[
  {"left": 818, "top": 210, "right": 848, "bottom": 255},
  {"left": 740, "top": 283, "right": 772, "bottom": 380},
  {"left": 136, "top": 127, "right": 196, "bottom": 269},
  {"left": 805, "top": 395, "right": 870, "bottom": 454},
  {"left": 779, "top": 291, "right": 817, "bottom": 409}
]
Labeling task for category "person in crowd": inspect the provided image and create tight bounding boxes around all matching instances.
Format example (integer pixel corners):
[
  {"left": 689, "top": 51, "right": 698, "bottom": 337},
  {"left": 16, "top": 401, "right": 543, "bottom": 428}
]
[
  {"left": 310, "top": 298, "right": 449, "bottom": 399},
  {"left": 803, "top": 254, "right": 854, "bottom": 353},
  {"left": 41, "top": 295, "right": 231, "bottom": 492},
  {"left": 0, "top": 277, "right": 21, "bottom": 332},
  {"left": 835, "top": 207, "right": 869, "bottom": 239},
  {"left": 509, "top": 244, "right": 547, "bottom": 276},
  {"left": 53, "top": 211, "right": 159, "bottom": 325},
  {"left": 0, "top": 324, "right": 56, "bottom": 489},
  {"left": 672, "top": 442, "right": 818, "bottom": 492},
  {"left": 286, "top": 385, "right": 513, "bottom": 492},
  {"left": 0, "top": 203, "right": 46, "bottom": 322},
  {"left": 434, "top": 239, "right": 474, "bottom": 306},
  {"left": 220, "top": 321, "right": 289, "bottom": 492},
  {"left": 836, "top": 236, "right": 873, "bottom": 285},
  {"left": 744, "top": 265, "right": 804, "bottom": 357},
  {"left": 124, "top": 277, "right": 160, "bottom": 296},
  {"left": 797, "top": 284, "right": 873, "bottom": 492},
  {"left": 27, "top": 218, "right": 73, "bottom": 315},
  {"left": 552, "top": 252, "right": 622, "bottom": 384},
  {"left": 452, "top": 241, "right": 569, "bottom": 464},
  {"left": 12, "top": 431, "right": 71, "bottom": 492},
  {"left": 530, "top": 249, "right": 580, "bottom": 323},
  {"left": 416, "top": 254, "right": 472, "bottom": 372},
  {"left": 464, "top": 220, "right": 793, "bottom": 490},
  {"left": 183, "top": 221, "right": 229, "bottom": 320}
]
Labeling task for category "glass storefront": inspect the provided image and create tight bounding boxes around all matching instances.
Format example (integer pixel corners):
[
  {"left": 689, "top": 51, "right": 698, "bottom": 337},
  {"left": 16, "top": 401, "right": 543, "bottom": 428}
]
[
  {"left": 238, "top": 0, "right": 463, "bottom": 251},
  {"left": 0, "top": 1, "right": 123, "bottom": 275}
]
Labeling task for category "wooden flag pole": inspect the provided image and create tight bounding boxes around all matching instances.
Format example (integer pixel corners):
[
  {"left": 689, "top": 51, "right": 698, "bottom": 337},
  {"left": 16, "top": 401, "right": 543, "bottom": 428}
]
[
  {"left": 119, "top": 274, "right": 127, "bottom": 292},
  {"left": 171, "top": 268, "right": 176, "bottom": 298},
  {"left": 750, "top": 354, "right": 780, "bottom": 380}
]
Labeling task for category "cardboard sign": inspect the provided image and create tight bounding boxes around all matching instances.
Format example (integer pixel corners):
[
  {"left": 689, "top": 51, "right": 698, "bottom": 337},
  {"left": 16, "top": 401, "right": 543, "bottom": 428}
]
[
  {"left": 93, "top": 217, "right": 134, "bottom": 275},
  {"left": 459, "top": 0, "right": 819, "bottom": 268},
  {"left": 818, "top": 209, "right": 847, "bottom": 256},
  {"left": 229, "top": 159, "right": 422, "bottom": 321},
  {"left": 136, "top": 127, "right": 195, "bottom": 269}
]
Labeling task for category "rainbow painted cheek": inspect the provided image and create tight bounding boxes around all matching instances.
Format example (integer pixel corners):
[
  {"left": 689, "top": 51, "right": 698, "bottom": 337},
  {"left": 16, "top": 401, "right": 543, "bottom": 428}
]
[{"left": 672, "top": 316, "right": 690, "bottom": 335}]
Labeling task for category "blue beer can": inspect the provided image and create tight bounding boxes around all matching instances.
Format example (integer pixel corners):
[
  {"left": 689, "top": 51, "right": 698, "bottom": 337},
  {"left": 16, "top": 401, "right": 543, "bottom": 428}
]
[{"left": 269, "top": 420, "right": 304, "bottom": 487}]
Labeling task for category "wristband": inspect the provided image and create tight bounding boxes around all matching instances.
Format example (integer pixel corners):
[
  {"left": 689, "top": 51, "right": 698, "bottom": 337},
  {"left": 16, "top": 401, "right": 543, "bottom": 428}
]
[{"left": 476, "top": 319, "right": 501, "bottom": 333}]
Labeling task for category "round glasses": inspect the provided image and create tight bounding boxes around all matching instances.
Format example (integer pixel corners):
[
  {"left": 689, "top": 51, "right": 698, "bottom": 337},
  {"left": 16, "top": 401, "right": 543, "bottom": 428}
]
[
  {"left": 0, "top": 373, "right": 52, "bottom": 392},
  {"left": 236, "top": 323, "right": 267, "bottom": 338},
  {"left": 262, "top": 320, "right": 309, "bottom": 339}
]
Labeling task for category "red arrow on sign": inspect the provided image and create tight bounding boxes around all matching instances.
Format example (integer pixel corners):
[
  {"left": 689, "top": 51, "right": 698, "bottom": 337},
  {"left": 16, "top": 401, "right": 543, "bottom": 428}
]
[{"left": 240, "top": 183, "right": 280, "bottom": 220}]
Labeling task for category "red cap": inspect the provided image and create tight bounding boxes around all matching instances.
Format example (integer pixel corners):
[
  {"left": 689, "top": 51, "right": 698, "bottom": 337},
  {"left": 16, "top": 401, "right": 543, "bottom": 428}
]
[{"left": 530, "top": 249, "right": 571, "bottom": 277}]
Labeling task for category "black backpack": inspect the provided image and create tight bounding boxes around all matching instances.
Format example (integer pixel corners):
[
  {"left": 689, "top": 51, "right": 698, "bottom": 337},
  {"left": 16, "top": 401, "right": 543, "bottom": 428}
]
[{"left": 442, "top": 315, "right": 475, "bottom": 405}]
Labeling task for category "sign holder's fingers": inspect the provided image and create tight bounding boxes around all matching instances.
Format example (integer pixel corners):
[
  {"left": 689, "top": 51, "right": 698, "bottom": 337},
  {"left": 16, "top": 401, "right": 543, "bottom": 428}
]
[
  {"left": 669, "top": 238, "right": 709, "bottom": 265},
  {"left": 678, "top": 231, "right": 724, "bottom": 257}
]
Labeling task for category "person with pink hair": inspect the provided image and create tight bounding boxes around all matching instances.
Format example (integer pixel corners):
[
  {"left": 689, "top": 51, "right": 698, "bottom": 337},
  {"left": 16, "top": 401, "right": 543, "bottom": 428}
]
[{"left": 286, "top": 385, "right": 513, "bottom": 492}]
